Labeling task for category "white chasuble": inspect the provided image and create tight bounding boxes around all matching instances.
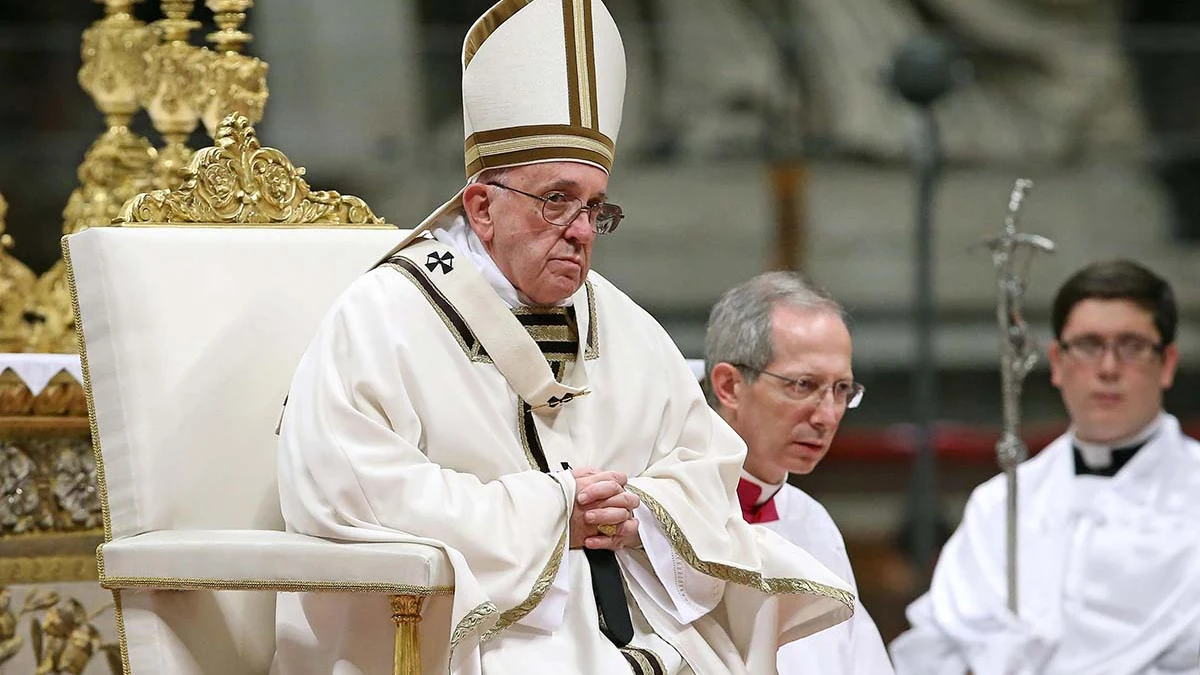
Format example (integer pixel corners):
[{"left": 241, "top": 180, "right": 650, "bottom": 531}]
[
  {"left": 270, "top": 236, "right": 853, "bottom": 675},
  {"left": 890, "top": 414, "right": 1200, "bottom": 675}
]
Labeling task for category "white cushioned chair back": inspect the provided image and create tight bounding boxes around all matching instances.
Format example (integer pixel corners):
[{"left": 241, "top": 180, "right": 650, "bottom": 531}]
[{"left": 68, "top": 226, "right": 410, "bottom": 539}]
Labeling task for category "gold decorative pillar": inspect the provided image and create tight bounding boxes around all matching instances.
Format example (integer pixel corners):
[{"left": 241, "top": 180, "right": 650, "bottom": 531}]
[
  {"left": 71, "top": 0, "right": 158, "bottom": 234},
  {"left": 0, "top": 195, "right": 36, "bottom": 353},
  {"left": 25, "top": 0, "right": 158, "bottom": 355},
  {"left": 138, "top": 0, "right": 211, "bottom": 190},
  {"left": 198, "top": 0, "right": 269, "bottom": 138}
]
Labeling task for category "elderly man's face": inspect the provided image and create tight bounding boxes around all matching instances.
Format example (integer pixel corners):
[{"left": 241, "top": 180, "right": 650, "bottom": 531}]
[{"left": 466, "top": 162, "right": 604, "bottom": 305}]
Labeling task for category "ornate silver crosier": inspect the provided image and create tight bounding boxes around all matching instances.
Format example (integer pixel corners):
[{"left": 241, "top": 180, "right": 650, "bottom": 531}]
[{"left": 976, "top": 178, "right": 1055, "bottom": 615}]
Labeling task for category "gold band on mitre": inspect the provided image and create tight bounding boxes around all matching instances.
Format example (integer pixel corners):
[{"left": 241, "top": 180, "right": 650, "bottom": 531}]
[{"left": 464, "top": 125, "right": 616, "bottom": 178}]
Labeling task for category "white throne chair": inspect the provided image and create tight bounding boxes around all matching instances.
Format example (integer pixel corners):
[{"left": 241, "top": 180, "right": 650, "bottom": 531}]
[{"left": 65, "top": 115, "right": 454, "bottom": 675}]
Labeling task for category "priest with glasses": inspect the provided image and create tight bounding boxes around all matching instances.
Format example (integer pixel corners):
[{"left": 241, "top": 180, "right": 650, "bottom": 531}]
[{"left": 891, "top": 260, "right": 1200, "bottom": 675}]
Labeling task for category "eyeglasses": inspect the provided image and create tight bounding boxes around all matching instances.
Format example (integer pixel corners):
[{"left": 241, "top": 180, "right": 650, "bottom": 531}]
[
  {"left": 732, "top": 364, "right": 864, "bottom": 410},
  {"left": 1059, "top": 333, "right": 1165, "bottom": 364},
  {"left": 487, "top": 182, "right": 624, "bottom": 234}
]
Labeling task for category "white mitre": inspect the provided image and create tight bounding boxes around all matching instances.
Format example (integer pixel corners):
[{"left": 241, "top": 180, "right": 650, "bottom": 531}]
[{"left": 381, "top": 0, "right": 627, "bottom": 260}]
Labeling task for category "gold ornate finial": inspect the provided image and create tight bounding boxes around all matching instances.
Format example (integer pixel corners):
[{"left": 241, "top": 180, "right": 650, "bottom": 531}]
[
  {"left": 198, "top": 0, "right": 269, "bottom": 138},
  {"left": 70, "top": 0, "right": 159, "bottom": 235},
  {"left": 207, "top": 0, "right": 253, "bottom": 53},
  {"left": 139, "top": 0, "right": 212, "bottom": 190},
  {"left": 117, "top": 114, "right": 386, "bottom": 225},
  {"left": 0, "top": 194, "right": 37, "bottom": 353},
  {"left": 22, "top": 0, "right": 159, "bottom": 355},
  {"left": 78, "top": 0, "right": 155, "bottom": 130}
]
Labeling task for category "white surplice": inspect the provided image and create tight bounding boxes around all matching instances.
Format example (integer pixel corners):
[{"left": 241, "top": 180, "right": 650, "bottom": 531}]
[
  {"left": 755, "top": 480, "right": 895, "bottom": 675},
  {"left": 270, "top": 224, "right": 853, "bottom": 675},
  {"left": 890, "top": 413, "right": 1200, "bottom": 675}
]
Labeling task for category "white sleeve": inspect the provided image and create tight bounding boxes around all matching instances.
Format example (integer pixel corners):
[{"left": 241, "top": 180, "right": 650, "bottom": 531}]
[
  {"left": 616, "top": 503, "right": 724, "bottom": 624},
  {"left": 888, "top": 593, "right": 971, "bottom": 675},
  {"left": 514, "top": 470, "right": 575, "bottom": 632},
  {"left": 889, "top": 486, "right": 1054, "bottom": 675}
]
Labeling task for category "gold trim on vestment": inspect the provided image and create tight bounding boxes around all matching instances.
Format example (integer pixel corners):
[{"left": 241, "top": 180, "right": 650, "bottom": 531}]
[
  {"left": 521, "top": 323, "right": 572, "bottom": 343},
  {"left": 627, "top": 487, "right": 855, "bottom": 611},
  {"left": 512, "top": 304, "right": 581, "bottom": 363},
  {"left": 621, "top": 646, "right": 666, "bottom": 675},
  {"left": 449, "top": 600, "right": 499, "bottom": 657},
  {"left": 482, "top": 528, "right": 568, "bottom": 641},
  {"left": 583, "top": 280, "right": 599, "bottom": 360}
]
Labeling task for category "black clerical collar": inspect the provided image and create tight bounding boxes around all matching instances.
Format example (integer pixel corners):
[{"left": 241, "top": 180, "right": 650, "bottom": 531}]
[{"left": 1072, "top": 439, "right": 1148, "bottom": 478}]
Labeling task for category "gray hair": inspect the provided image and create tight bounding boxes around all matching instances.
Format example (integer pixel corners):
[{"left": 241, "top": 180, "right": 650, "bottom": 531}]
[
  {"left": 472, "top": 166, "right": 514, "bottom": 185},
  {"left": 703, "top": 271, "right": 846, "bottom": 407}
]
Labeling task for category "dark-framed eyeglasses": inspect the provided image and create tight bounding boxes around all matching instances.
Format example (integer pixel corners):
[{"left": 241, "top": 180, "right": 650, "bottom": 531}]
[
  {"left": 1059, "top": 333, "right": 1165, "bottom": 364},
  {"left": 487, "top": 182, "right": 624, "bottom": 234},
  {"left": 732, "top": 364, "right": 865, "bottom": 410}
]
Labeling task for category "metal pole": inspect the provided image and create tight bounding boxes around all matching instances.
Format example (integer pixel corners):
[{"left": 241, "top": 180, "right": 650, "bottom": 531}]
[
  {"left": 909, "top": 107, "right": 941, "bottom": 571},
  {"left": 888, "top": 36, "right": 961, "bottom": 574},
  {"left": 1006, "top": 457, "right": 1019, "bottom": 612}
]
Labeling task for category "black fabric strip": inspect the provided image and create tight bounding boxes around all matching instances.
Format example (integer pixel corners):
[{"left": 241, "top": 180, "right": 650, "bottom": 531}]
[
  {"left": 520, "top": 401, "right": 552, "bottom": 473},
  {"left": 516, "top": 312, "right": 570, "bottom": 326},
  {"left": 585, "top": 547, "right": 634, "bottom": 647},
  {"left": 621, "top": 652, "right": 642, "bottom": 674},
  {"left": 536, "top": 340, "right": 579, "bottom": 355}
]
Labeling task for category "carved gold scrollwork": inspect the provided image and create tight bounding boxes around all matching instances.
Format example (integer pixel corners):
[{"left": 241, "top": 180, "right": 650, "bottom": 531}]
[
  {"left": 0, "top": 435, "right": 99, "bottom": 538},
  {"left": 0, "top": 443, "right": 44, "bottom": 535},
  {"left": 51, "top": 444, "right": 101, "bottom": 531},
  {"left": 63, "top": 131, "right": 157, "bottom": 237},
  {"left": 118, "top": 114, "right": 386, "bottom": 225},
  {"left": 0, "top": 588, "right": 117, "bottom": 674}
]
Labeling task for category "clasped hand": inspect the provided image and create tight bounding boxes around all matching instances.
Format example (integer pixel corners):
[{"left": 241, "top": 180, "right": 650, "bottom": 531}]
[{"left": 569, "top": 468, "right": 641, "bottom": 551}]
